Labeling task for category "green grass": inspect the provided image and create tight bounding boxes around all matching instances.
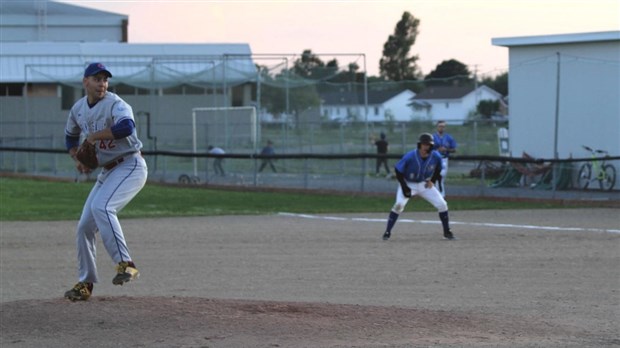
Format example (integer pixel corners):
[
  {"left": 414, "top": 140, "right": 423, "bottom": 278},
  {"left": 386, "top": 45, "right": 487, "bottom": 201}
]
[
  {"left": 257, "top": 121, "right": 508, "bottom": 156},
  {"left": 0, "top": 177, "right": 582, "bottom": 221}
]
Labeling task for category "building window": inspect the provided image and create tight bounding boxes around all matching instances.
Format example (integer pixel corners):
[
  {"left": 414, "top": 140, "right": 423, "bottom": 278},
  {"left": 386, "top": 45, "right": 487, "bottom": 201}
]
[
  {"left": 0, "top": 83, "right": 24, "bottom": 96},
  {"left": 374, "top": 106, "right": 380, "bottom": 115},
  {"left": 232, "top": 85, "right": 244, "bottom": 106},
  {"left": 185, "top": 84, "right": 207, "bottom": 95},
  {"left": 162, "top": 85, "right": 183, "bottom": 94},
  {"left": 111, "top": 83, "right": 150, "bottom": 95},
  {"left": 61, "top": 85, "right": 80, "bottom": 110}
]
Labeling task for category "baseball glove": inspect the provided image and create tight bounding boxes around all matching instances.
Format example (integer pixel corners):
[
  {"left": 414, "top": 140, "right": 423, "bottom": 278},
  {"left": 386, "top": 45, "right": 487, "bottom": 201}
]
[{"left": 76, "top": 140, "right": 98, "bottom": 170}]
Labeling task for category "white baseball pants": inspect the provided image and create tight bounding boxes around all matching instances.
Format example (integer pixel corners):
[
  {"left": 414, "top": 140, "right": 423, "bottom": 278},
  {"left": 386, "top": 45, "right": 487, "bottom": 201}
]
[
  {"left": 391, "top": 181, "right": 448, "bottom": 214},
  {"left": 75, "top": 154, "right": 147, "bottom": 283}
]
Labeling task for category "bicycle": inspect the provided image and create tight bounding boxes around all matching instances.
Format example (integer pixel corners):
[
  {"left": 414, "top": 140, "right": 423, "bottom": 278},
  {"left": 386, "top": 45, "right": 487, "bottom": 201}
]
[{"left": 576, "top": 145, "right": 616, "bottom": 191}]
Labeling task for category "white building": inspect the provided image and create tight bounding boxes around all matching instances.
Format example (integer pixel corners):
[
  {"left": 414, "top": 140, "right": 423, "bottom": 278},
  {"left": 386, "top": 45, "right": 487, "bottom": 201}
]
[
  {"left": 320, "top": 89, "right": 416, "bottom": 123},
  {"left": 409, "top": 85, "right": 504, "bottom": 124},
  {"left": 0, "top": 0, "right": 128, "bottom": 42},
  {"left": 492, "top": 31, "right": 620, "bottom": 161},
  {"left": 0, "top": 1, "right": 257, "bottom": 148}
]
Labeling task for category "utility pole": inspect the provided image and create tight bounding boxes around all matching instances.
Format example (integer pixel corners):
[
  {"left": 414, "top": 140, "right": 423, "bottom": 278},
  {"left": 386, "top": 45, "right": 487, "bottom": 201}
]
[
  {"left": 552, "top": 52, "right": 561, "bottom": 194},
  {"left": 470, "top": 63, "right": 480, "bottom": 156},
  {"left": 472, "top": 64, "right": 479, "bottom": 103}
]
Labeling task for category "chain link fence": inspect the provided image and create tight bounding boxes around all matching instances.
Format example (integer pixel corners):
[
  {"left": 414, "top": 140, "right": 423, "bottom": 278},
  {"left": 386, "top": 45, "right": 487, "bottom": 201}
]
[{"left": 1, "top": 54, "right": 617, "bottom": 198}]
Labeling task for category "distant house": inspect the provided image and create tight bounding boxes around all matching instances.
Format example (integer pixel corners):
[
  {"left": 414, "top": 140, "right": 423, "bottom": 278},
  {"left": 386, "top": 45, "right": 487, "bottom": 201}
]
[
  {"left": 320, "top": 89, "right": 416, "bottom": 123},
  {"left": 408, "top": 85, "right": 504, "bottom": 124}
]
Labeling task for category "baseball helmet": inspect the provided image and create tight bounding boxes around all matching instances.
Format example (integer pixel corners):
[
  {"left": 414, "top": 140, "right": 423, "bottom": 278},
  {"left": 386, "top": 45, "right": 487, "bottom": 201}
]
[{"left": 417, "top": 133, "right": 434, "bottom": 149}]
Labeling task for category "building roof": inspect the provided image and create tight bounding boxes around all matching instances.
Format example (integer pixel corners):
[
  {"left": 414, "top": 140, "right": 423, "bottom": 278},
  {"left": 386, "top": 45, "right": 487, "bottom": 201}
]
[
  {"left": 412, "top": 86, "right": 476, "bottom": 100},
  {"left": 1, "top": 42, "right": 256, "bottom": 87},
  {"left": 412, "top": 85, "right": 502, "bottom": 101},
  {"left": 492, "top": 31, "right": 620, "bottom": 47},
  {"left": 320, "top": 89, "right": 413, "bottom": 106},
  {"left": 2, "top": 41, "right": 252, "bottom": 57},
  {"left": 0, "top": 2, "right": 256, "bottom": 88},
  {"left": 0, "top": 0, "right": 127, "bottom": 25}
]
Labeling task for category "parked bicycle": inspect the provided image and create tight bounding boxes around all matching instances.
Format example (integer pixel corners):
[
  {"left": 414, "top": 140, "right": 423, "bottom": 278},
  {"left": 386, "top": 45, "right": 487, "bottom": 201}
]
[{"left": 577, "top": 145, "right": 616, "bottom": 191}]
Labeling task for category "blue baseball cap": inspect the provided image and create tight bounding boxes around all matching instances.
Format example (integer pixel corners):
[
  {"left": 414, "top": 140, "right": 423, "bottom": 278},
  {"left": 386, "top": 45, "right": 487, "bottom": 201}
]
[{"left": 84, "top": 62, "right": 112, "bottom": 78}]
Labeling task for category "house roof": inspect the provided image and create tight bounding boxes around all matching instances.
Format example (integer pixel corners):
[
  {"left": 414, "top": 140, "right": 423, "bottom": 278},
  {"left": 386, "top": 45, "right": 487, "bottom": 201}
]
[
  {"left": 411, "top": 86, "right": 476, "bottom": 100},
  {"left": 320, "top": 89, "right": 413, "bottom": 106},
  {"left": 492, "top": 31, "right": 620, "bottom": 47}
]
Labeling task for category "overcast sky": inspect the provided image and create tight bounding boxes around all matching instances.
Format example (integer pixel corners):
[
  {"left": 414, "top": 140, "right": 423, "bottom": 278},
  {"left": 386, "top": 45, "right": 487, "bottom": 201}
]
[{"left": 59, "top": 0, "right": 619, "bottom": 77}]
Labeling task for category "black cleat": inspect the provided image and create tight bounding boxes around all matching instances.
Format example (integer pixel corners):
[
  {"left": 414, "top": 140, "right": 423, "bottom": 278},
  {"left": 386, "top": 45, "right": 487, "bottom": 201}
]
[
  {"left": 112, "top": 261, "right": 139, "bottom": 285},
  {"left": 443, "top": 230, "right": 456, "bottom": 240},
  {"left": 382, "top": 231, "right": 391, "bottom": 240},
  {"left": 64, "top": 282, "right": 93, "bottom": 301}
]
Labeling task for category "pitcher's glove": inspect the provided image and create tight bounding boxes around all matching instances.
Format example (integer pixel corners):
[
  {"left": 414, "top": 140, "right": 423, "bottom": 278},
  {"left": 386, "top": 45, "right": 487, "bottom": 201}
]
[{"left": 76, "top": 140, "right": 98, "bottom": 170}]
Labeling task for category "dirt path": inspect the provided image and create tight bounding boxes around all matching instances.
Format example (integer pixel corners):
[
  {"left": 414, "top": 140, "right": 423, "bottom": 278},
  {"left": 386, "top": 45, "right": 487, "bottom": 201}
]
[{"left": 1, "top": 209, "right": 619, "bottom": 347}]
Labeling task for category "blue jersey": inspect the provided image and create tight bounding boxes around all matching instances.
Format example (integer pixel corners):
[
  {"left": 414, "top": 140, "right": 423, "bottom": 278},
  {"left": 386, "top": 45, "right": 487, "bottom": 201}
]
[
  {"left": 394, "top": 149, "right": 443, "bottom": 183},
  {"left": 261, "top": 146, "right": 274, "bottom": 155},
  {"left": 432, "top": 132, "right": 457, "bottom": 158}
]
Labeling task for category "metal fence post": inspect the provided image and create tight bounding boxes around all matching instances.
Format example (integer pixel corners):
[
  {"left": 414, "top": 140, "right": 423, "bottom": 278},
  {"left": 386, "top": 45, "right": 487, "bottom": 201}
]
[
  {"left": 360, "top": 157, "right": 367, "bottom": 192},
  {"left": 339, "top": 123, "right": 345, "bottom": 172},
  {"left": 303, "top": 157, "right": 309, "bottom": 189}
]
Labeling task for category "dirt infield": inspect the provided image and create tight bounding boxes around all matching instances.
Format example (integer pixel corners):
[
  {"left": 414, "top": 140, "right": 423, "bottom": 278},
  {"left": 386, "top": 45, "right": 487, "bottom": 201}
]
[{"left": 1, "top": 209, "right": 619, "bottom": 347}]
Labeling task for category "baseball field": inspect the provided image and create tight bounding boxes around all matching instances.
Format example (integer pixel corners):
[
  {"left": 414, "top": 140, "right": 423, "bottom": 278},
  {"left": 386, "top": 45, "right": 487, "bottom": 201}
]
[{"left": 1, "top": 203, "right": 618, "bottom": 347}]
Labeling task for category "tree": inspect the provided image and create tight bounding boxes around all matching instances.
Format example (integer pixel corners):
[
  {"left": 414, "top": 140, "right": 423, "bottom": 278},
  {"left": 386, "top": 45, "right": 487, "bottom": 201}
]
[
  {"left": 480, "top": 72, "right": 508, "bottom": 96},
  {"left": 477, "top": 100, "right": 500, "bottom": 118},
  {"left": 324, "top": 62, "right": 365, "bottom": 89},
  {"left": 257, "top": 65, "right": 284, "bottom": 116},
  {"left": 379, "top": 11, "right": 422, "bottom": 81},
  {"left": 293, "top": 49, "right": 338, "bottom": 80},
  {"left": 425, "top": 59, "right": 472, "bottom": 86},
  {"left": 258, "top": 64, "right": 320, "bottom": 119}
]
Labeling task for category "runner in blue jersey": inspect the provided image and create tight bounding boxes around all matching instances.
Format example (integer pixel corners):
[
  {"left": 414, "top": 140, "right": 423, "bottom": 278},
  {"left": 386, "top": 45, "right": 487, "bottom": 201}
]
[
  {"left": 432, "top": 120, "right": 457, "bottom": 197},
  {"left": 382, "top": 133, "right": 456, "bottom": 241}
]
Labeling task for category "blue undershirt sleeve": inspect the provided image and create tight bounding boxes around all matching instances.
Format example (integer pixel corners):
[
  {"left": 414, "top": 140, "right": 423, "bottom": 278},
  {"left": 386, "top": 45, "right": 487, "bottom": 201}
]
[
  {"left": 110, "top": 119, "right": 135, "bottom": 139},
  {"left": 65, "top": 135, "right": 80, "bottom": 150}
]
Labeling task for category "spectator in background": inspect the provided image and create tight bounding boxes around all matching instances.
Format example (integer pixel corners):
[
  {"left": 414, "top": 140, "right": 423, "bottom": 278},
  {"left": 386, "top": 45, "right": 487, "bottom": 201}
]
[
  {"left": 208, "top": 145, "right": 226, "bottom": 176},
  {"left": 432, "top": 120, "right": 457, "bottom": 197},
  {"left": 258, "top": 140, "right": 277, "bottom": 173},
  {"left": 371, "top": 132, "right": 390, "bottom": 177}
]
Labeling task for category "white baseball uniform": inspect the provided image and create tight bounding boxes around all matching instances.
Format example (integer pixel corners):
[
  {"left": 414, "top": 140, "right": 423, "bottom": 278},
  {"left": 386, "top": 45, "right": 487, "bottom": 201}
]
[{"left": 65, "top": 91, "right": 148, "bottom": 284}]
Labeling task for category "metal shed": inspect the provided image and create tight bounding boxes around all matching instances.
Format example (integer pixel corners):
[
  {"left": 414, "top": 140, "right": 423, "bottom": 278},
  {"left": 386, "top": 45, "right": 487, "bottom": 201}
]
[{"left": 492, "top": 31, "right": 620, "bottom": 161}]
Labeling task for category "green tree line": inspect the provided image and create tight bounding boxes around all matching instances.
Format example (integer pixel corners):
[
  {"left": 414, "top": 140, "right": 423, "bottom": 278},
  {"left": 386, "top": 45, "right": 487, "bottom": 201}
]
[{"left": 257, "top": 11, "right": 507, "bottom": 121}]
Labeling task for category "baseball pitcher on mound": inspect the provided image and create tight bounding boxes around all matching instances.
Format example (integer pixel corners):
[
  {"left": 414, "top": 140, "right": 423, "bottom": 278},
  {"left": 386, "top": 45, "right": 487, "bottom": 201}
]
[{"left": 63, "top": 62, "right": 148, "bottom": 301}]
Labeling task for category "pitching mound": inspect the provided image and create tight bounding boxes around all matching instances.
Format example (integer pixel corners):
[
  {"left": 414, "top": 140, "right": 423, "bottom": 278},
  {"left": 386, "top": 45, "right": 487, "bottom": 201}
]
[{"left": 1, "top": 296, "right": 595, "bottom": 347}]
